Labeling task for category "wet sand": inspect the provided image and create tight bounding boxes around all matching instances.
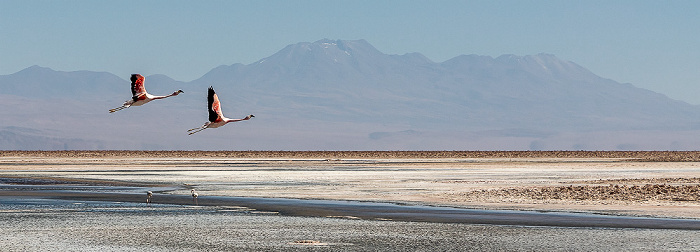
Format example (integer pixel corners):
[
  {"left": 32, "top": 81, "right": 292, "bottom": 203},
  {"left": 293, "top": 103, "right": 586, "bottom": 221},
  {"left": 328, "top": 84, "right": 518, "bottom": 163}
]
[{"left": 2, "top": 151, "right": 700, "bottom": 250}]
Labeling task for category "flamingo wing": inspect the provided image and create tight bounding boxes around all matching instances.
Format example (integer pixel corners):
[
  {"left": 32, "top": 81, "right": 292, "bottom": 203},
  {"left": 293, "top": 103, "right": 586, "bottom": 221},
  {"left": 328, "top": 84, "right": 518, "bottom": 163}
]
[
  {"left": 208, "top": 86, "right": 223, "bottom": 122},
  {"left": 130, "top": 74, "right": 147, "bottom": 97}
]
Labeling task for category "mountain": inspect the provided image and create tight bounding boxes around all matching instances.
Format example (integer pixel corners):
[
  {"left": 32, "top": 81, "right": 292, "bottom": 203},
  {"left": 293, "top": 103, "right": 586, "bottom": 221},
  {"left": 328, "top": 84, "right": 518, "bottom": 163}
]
[
  {"left": 0, "top": 65, "right": 125, "bottom": 99},
  {"left": 2, "top": 39, "right": 700, "bottom": 150},
  {"left": 192, "top": 39, "right": 700, "bottom": 131}
]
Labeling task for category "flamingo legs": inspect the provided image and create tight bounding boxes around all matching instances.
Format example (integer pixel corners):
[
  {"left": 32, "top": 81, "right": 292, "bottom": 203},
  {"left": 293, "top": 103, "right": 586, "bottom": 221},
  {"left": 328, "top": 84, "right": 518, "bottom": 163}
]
[
  {"left": 187, "top": 122, "right": 211, "bottom": 135},
  {"left": 109, "top": 100, "right": 134, "bottom": 113}
]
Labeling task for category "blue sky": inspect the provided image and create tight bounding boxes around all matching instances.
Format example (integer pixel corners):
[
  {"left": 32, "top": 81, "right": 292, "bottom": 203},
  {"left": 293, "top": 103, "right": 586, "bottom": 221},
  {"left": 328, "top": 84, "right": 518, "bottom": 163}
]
[{"left": 2, "top": 1, "right": 700, "bottom": 104}]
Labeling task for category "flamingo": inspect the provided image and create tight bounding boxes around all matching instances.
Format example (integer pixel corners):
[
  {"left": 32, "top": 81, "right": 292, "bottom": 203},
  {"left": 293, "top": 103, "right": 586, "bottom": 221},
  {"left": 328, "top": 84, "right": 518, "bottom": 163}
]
[
  {"left": 187, "top": 86, "right": 254, "bottom": 135},
  {"left": 191, "top": 189, "right": 199, "bottom": 205},
  {"left": 109, "top": 74, "right": 183, "bottom": 113},
  {"left": 146, "top": 191, "right": 153, "bottom": 204}
]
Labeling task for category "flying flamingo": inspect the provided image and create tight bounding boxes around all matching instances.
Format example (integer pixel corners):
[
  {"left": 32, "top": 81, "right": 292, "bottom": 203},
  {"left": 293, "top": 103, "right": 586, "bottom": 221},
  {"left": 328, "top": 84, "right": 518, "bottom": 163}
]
[
  {"left": 109, "top": 74, "right": 183, "bottom": 113},
  {"left": 187, "top": 86, "right": 254, "bottom": 135}
]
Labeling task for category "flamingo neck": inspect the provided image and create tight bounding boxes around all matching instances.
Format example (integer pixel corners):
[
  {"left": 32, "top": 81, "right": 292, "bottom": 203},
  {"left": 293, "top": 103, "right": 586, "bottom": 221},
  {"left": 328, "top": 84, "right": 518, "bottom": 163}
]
[{"left": 151, "top": 92, "right": 178, "bottom": 100}]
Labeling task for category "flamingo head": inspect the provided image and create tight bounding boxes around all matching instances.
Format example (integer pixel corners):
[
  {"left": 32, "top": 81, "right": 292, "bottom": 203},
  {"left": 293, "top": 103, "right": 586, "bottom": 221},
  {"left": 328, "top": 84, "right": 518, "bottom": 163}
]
[
  {"left": 246, "top": 114, "right": 255, "bottom": 120},
  {"left": 174, "top": 90, "right": 184, "bottom": 95}
]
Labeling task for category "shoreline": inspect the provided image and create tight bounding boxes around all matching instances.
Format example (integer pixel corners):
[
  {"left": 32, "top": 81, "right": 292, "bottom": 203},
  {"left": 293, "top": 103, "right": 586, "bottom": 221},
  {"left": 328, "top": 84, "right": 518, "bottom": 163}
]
[{"left": 3, "top": 185, "right": 700, "bottom": 230}]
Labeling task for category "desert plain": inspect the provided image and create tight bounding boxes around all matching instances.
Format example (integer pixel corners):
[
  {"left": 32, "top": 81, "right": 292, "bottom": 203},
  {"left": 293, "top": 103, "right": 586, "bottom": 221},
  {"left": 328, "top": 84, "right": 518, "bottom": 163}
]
[{"left": 2, "top": 151, "right": 700, "bottom": 251}]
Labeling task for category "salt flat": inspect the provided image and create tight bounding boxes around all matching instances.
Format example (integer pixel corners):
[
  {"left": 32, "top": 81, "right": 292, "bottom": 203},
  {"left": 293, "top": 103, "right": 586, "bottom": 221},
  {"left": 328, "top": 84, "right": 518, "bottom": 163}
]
[
  {"left": 2, "top": 151, "right": 700, "bottom": 218},
  {"left": 2, "top": 151, "right": 700, "bottom": 251}
]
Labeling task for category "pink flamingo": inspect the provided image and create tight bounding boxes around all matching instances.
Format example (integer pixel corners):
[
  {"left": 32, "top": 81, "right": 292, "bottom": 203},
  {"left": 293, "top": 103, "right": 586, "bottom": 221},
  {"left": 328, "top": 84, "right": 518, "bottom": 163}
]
[
  {"left": 187, "top": 86, "right": 253, "bottom": 135},
  {"left": 110, "top": 74, "right": 183, "bottom": 113}
]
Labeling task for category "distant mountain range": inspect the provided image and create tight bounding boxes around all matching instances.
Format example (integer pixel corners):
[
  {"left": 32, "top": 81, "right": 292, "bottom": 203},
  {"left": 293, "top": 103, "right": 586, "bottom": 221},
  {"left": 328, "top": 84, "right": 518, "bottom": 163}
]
[{"left": 2, "top": 39, "right": 700, "bottom": 150}]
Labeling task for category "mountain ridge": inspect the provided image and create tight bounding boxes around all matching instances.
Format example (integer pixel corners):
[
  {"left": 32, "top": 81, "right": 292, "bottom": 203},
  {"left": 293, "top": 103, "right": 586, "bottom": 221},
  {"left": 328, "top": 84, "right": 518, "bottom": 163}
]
[{"left": 2, "top": 39, "right": 699, "bottom": 150}]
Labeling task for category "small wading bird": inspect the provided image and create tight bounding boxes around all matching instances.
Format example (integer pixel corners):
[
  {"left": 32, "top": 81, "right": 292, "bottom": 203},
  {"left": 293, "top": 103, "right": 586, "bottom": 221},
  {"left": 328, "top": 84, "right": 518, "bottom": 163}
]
[
  {"left": 187, "top": 86, "right": 254, "bottom": 135},
  {"left": 146, "top": 191, "right": 153, "bottom": 204},
  {"left": 109, "top": 74, "right": 183, "bottom": 113},
  {"left": 191, "top": 189, "right": 198, "bottom": 205}
]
